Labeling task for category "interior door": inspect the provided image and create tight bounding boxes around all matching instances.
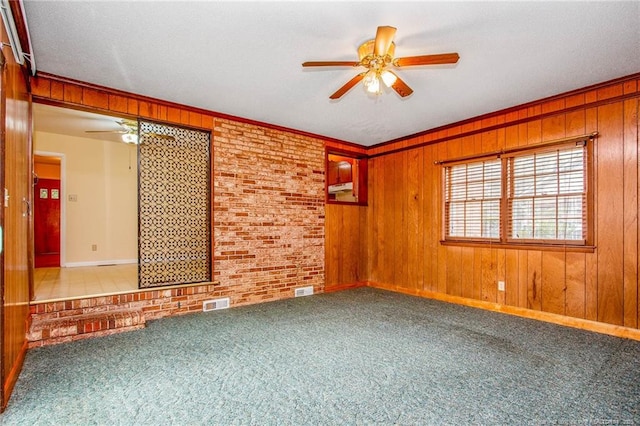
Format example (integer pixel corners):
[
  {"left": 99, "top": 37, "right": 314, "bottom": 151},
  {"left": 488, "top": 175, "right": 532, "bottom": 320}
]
[{"left": 33, "top": 178, "right": 60, "bottom": 268}]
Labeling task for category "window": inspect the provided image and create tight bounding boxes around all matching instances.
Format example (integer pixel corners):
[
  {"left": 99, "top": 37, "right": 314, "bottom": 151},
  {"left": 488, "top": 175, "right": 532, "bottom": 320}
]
[
  {"left": 443, "top": 137, "right": 592, "bottom": 247},
  {"left": 507, "top": 145, "right": 585, "bottom": 243},
  {"left": 445, "top": 158, "right": 501, "bottom": 240}
]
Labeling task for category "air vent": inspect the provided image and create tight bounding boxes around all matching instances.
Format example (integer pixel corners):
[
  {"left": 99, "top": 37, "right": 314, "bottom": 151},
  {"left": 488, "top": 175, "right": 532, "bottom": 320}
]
[
  {"left": 203, "top": 297, "right": 230, "bottom": 312},
  {"left": 294, "top": 286, "right": 314, "bottom": 297}
]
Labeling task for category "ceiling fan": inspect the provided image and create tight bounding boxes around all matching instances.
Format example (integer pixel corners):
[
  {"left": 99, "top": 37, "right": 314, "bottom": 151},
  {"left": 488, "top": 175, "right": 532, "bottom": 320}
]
[
  {"left": 85, "top": 119, "right": 174, "bottom": 144},
  {"left": 302, "top": 26, "right": 459, "bottom": 99}
]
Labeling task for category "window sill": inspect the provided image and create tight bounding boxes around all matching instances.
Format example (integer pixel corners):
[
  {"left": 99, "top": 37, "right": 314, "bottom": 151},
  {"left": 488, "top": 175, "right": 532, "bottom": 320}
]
[
  {"left": 440, "top": 240, "right": 595, "bottom": 253},
  {"left": 326, "top": 200, "right": 368, "bottom": 207}
]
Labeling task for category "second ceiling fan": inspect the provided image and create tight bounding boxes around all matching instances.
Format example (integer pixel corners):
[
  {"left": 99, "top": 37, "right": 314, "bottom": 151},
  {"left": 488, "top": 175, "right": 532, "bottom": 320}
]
[
  {"left": 303, "top": 26, "right": 459, "bottom": 99},
  {"left": 85, "top": 119, "right": 175, "bottom": 144}
]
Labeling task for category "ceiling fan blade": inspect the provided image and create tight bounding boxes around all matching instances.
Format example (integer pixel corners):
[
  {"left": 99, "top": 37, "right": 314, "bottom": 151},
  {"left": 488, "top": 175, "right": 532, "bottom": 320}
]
[
  {"left": 387, "top": 71, "right": 413, "bottom": 97},
  {"left": 143, "top": 132, "right": 175, "bottom": 140},
  {"left": 302, "top": 61, "right": 359, "bottom": 67},
  {"left": 330, "top": 73, "right": 366, "bottom": 99},
  {"left": 394, "top": 53, "right": 460, "bottom": 67},
  {"left": 374, "top": 26, "right": 397, "bottom": 56}
]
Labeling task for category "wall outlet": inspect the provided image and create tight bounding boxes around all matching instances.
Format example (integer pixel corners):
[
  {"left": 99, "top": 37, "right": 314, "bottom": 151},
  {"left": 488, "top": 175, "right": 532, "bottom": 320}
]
[
  {"left": 68, "top": 194, "right": 78, "bottom": 202},
  {"left": 498, "top": 280, "right": 505, "bottom": 292},
  {"left": 91, "top": 244, "right": 97, "bottom": 251}
]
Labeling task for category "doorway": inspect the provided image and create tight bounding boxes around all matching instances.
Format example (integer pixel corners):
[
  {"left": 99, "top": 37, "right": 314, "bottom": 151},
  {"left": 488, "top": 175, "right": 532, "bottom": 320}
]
[
  {"left": 33, "top": 155, "right": 61, "bottom": 268},
  {"left": 31, "top": 104, "right": 212, "bottom": 300},
  {"left": 32, "top": 104, "right": 138, "bottom": 300}
]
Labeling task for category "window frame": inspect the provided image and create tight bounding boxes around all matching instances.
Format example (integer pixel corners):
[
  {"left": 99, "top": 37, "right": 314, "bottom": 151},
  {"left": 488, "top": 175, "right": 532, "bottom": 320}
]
[
  {"left": 441, "top": 135, "right": 595, "bottom": 250},
  {"left": 325, "top": 149, "right": 368, "bottom": 206},
  {"left": 443, "top": 155, "right": 503, "bottom": 242}
]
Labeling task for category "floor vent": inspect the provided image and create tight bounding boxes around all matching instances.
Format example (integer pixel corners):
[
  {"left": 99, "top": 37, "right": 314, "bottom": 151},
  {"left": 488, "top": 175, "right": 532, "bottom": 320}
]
[
  {"left": 203, "top": 298, "right": 230, "bottom": 312},
  {"left": 294, "top": 286, "right": 314, "bottom": 297}
]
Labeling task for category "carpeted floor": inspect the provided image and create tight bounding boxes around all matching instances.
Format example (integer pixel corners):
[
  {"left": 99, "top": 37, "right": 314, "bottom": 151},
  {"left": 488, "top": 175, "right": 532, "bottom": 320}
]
[{"left": 2, "top": 287, "right": 639, "bottom": 425}]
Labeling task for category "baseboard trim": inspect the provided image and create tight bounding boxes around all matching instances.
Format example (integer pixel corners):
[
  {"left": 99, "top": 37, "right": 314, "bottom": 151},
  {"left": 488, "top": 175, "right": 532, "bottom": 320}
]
[
  {"left": 323, "top": 282, "right": 367, "bottom": 293},
  {"left": 365, "top": 281, "right": 640, "bottom": 342},
  {"left": 2, "top": 339, "right": 28, "bottom": 412},
  {"left": 63, "top": 259, "right": 137, "bottom": 268}
]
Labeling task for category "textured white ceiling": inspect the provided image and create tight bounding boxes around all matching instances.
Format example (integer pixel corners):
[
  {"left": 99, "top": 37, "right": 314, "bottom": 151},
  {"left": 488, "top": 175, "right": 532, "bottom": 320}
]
[
  {"left": 23, "top": 1, "right": 640, "bottom": 146},
  {"left": 33, "top": 103, "right": 130, "bottom": 145}
]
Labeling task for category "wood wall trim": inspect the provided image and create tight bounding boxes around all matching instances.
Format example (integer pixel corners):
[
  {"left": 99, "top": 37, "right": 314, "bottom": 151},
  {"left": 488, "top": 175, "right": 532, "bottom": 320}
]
[
  {"left": 0, "top": 41, "right": 5, "bottom": 413},
  {"left": 1, "top": 21, "right": 32, "bottom": 411},
  {"left": 367, "top": 281, "right": 640, "bottom": 342},
  {"left": 434, "top": 132, "right": 597, "bottom": 165},
  {"left": 368, "top": 91, "right": 640, "bottom": 159},
  {"left": 439, "top": 240, "right": 596, "bottom": 253},
  {"left": 1, "top": 340, "right": 27, "bottom": 410},
  {"left": 368, "top": 72, "right": 640, "bottom": 157},
  {"left": 323, "top": 282, "right": 368, "bottom": 293},
  {"left": 32, "top": 71, "right": 640, "bottom": 156},
  {"left": 7, "top": 1, "right": 34, "bottom": 86},
  {"left": 31, "top": 72, "right": 359, "bottom": 149}
]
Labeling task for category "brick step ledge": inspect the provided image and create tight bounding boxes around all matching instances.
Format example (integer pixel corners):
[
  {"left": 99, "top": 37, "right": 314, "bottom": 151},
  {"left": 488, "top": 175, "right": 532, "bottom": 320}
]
[{"left": 28, "top": 309, "right": 146, "bottom": 348}]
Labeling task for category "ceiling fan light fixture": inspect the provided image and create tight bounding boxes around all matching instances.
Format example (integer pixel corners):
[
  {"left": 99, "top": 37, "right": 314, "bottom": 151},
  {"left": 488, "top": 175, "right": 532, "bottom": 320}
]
[
  {"left": 380, "top": 70, "right": 397, "bottom": 88},
  {"left": 363, "top": 70, "right": 381, "bottom": 94},
  {"left": 303, "top": 25, "right": 458, "bottom": 99},
  {"left": 122, "top": 133, "right": 138, "bottom": 144}
]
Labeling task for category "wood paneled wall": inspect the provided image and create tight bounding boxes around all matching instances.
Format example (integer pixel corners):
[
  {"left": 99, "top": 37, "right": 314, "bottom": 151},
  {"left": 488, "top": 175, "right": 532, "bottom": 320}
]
[
  {"left": 25, "top": 71, "right": 640, "bottom": 335},
  {"left": 1, "top": 32, "right": 32, "bottom": 409},
  {"left": 324, "top": 203, "right": 367, "bottom": 287},
  {"left": 364, "top": 75, "right": 640, "bottom": 329},
  {"left": 324, "top": 142, "right": 368, "bottom": 289}
]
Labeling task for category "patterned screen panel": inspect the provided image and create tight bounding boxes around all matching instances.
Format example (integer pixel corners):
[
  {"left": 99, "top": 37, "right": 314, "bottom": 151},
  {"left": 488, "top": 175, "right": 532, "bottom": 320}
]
[{"left": 138, "top": 121, "right": 211, "bottom": 288}]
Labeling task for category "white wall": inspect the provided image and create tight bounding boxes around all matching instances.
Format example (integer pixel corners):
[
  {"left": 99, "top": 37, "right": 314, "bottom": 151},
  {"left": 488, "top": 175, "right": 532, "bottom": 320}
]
[{"left": 34, "top": 131, "right": 137, "bottom": 265}]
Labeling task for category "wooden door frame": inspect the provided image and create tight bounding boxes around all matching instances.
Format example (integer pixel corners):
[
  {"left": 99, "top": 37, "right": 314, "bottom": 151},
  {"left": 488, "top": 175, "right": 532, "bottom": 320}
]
[
  {"left": 0, "top": 37, "right": 6, "bottom": 413},
  {"left": 34, "top": 151, "right": 65, "bottom": 267}
]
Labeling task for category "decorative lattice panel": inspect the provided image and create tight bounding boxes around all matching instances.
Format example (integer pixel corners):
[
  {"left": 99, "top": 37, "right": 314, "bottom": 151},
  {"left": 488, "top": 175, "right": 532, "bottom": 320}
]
[{"left": 138, "top": 121, "right": 211, "bottom": 288}]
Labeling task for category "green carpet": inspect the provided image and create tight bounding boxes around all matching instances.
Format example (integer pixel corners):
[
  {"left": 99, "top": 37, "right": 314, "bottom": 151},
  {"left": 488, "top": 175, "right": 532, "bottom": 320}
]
[{"left": 2, "top": 288, "right": 639, "bottom": 425}]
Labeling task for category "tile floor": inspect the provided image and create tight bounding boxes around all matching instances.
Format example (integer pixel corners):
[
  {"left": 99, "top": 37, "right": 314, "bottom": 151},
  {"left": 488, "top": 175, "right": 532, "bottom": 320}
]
[{"left": 33, "top": 264, "right": 138, "bottom": 302}]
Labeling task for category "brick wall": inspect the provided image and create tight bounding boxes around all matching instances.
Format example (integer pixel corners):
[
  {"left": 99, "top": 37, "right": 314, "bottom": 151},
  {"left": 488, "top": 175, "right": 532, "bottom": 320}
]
[
  {"left": 29, "top": 116, "right": 328, "bottom": 347},
  {"left": 30, "top": 75, "right": 330, "bottom": 346},
  {"left": 32, "top": 75, "right": 330, "bottom": 310},
  {"left": 213, "top": 119, "right": 326, "bottom": 305},
  {"left": 28, "top": 283, "right": 231, "bottom": 347}
]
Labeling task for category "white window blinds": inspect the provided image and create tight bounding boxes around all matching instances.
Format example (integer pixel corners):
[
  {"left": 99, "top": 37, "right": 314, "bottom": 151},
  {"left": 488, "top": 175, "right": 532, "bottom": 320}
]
[
  {"left": 442, "top": 137, "right": 590, "bottom": 246},
  {"left": 445, "top": 158, "right": 501, "bottom": 240},
  {"left": 507, "top": 144, "right": 586, "bottom": 243}
]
